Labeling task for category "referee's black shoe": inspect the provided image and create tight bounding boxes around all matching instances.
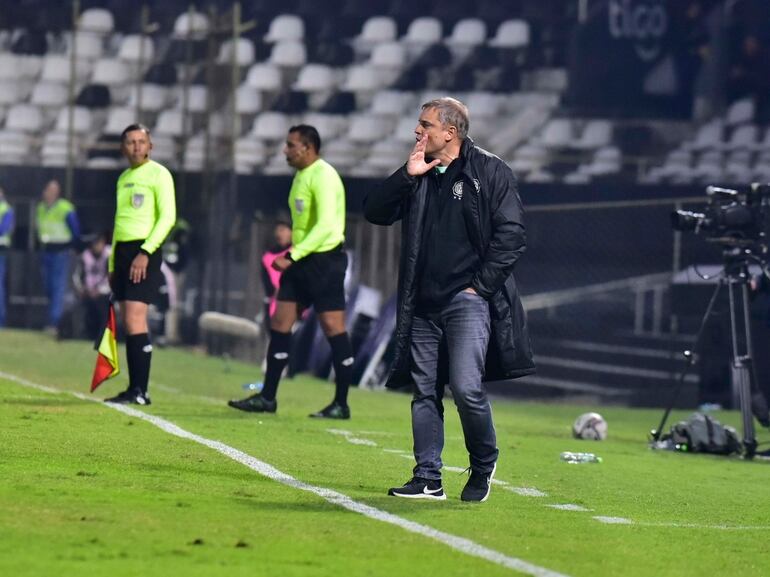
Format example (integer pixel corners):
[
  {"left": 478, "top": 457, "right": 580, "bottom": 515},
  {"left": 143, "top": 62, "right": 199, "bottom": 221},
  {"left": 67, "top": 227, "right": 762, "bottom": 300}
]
[
  {"left": 309, "top": 401, "right": 350, "bottom": 419},
  {"left": 104, "top": 389, "right": 152, "bottom": 406},
  {"left": 227, "top": 393, "right": 277, "bottom": 413}
]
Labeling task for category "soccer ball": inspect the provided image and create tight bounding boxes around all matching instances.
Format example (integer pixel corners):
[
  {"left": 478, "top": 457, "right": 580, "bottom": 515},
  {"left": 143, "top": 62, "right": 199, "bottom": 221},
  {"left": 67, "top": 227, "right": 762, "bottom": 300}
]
[{"left": 572, "top": 412, "right": 608, "bottom": 440}]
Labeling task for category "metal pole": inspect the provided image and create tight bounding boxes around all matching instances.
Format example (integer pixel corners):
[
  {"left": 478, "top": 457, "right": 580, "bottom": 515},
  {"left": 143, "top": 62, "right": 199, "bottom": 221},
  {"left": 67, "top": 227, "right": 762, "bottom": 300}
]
[
  {"left": 134, "top": 4, "right": 154, "bottom": 123},
  {"left": 179, "top": 4, "right": 195, "bottom": 171},
  {"left": 65, "top": 0, "right": 80, "bottom": 200},
  {"left": 221, "top": 2, "right": 241, "bottom": 314},
  {"left": 578, "top": 0, "right": 589, "bottom": 23}
]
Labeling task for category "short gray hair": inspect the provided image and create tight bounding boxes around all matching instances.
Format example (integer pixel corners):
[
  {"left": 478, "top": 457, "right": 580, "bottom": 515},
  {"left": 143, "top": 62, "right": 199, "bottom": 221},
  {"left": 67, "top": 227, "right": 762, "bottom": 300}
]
[{"left": 421, "top": 97, "right": 469, "bottom": 139}]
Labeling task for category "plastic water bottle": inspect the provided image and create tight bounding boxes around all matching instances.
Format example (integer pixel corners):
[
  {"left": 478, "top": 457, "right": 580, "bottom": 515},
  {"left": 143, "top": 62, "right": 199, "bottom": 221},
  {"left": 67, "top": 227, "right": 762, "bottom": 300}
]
[
  {"left": 560, "top": 451, "right": 602, "bottom": 464},
  {"left": 242, "top": 381, "right": 264, "bottom": 392}
]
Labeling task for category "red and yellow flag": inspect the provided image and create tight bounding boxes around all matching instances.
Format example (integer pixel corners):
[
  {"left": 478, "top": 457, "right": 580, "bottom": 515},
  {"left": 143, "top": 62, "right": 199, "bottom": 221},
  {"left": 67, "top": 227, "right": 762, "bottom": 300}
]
[{"left": 91, "top": 302, "right": 120, "bottom": 392}]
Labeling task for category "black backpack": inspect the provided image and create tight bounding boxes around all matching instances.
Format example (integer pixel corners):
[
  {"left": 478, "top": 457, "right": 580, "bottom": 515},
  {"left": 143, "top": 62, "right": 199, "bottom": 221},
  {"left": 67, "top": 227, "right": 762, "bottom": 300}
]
[{"left": 667, "top": 413, "right": 742, "bottom": 455}]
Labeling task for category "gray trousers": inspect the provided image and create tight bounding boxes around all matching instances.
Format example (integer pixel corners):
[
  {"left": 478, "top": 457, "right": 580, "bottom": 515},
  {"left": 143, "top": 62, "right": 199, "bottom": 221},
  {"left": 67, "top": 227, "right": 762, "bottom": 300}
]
[{"left": 410, "top": 291, "right": 498, "bottom": 480}]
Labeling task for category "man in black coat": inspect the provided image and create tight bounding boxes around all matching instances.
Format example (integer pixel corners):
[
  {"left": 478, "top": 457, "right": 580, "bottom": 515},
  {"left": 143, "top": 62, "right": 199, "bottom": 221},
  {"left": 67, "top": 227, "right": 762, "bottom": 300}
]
[{"left": 364, "top": 97, "right": 534, "bottom": 502}]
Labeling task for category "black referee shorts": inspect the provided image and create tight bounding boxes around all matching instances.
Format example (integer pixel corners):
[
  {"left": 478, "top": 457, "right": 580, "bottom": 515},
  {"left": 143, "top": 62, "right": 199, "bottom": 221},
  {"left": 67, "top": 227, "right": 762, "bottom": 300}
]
[
  {"left": 277, "top": 246, "right": 347, "bottom": 312},
  {"left": 112, "top": 240, "right": 163, "bottom": 304}
]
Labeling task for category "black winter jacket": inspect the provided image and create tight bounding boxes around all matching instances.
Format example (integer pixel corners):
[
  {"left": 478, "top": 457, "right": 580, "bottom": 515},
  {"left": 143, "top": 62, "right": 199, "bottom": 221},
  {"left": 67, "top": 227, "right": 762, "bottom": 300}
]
[{"left": 364, "top": 138, "right": 535, "bottom": 388}]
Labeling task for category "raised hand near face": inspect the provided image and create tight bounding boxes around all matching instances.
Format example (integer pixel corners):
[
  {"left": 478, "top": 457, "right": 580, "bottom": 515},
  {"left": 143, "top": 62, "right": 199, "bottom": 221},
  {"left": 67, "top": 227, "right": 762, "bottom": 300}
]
[{"left": 406, "top": 133, "right": 441, "bottom": 177}]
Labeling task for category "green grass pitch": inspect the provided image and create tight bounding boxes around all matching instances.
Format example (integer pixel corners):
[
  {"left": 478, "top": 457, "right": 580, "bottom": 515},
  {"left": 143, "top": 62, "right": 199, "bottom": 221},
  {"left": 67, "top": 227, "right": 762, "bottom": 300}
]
[{"left": 1, "top": 329, "right": 769, "bottom": 577}]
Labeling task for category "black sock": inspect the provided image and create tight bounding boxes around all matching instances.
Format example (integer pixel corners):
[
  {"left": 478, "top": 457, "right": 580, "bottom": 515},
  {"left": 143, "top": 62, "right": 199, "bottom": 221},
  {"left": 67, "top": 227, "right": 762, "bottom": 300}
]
[
  {"left": 126, "top": 333, "right": 152, "bottom": 395},
  {"left": 261, "top": 330, "right": 292, "bottom": 401},
  {"left": 329, "top": 332, "right": 353, "bottom": 407}
]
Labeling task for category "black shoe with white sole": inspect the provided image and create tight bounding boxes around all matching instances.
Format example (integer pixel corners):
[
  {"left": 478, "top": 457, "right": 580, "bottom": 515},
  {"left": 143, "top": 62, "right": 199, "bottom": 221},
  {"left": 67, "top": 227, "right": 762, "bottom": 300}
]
[
  {"left": 387, "top": 477, "right": 446, "bottom": 500},
  {"left": 460, "top": 463, "right": 496, "bottom": 502},
  {"left": 104, "top": 389, "right": 151, "bottom": 406}
]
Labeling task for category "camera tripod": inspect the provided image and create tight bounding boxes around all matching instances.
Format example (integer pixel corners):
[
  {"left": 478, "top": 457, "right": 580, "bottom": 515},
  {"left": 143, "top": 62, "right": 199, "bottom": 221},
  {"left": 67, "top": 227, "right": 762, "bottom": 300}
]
[{"left": 652, "top": 247, "right": 770, "bottom": 459}]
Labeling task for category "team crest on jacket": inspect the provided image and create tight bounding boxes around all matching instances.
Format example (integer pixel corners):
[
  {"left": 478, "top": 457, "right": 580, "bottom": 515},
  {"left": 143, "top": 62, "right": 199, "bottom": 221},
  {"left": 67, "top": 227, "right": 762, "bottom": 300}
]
[
  {"left": 473, "top": 178, "right": 480, "bottom": 193},
  {"left": 295, "top": 198, "right": 305, "bottom": 213},
  {"left": 131, "top": 193, "right": 144, "bottom": 208},
  {"left": 452, "top": 181, "right": 463, "bottom": 200}
]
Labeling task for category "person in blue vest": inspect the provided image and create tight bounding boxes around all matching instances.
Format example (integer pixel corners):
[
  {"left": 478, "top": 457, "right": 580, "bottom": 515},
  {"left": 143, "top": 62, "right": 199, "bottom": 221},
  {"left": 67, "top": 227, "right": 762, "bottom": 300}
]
[
  {"left": 35, "top": 179, "right": 80, "bottom": 334},
  {"left": 0, "top": 187, "right": 14, "bottom": 328}
]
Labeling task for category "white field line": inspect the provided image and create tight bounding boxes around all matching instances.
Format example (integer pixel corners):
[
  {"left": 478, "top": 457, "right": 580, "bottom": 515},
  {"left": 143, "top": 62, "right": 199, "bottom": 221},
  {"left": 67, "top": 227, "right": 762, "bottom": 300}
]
[
  {"left": 507, "top": 487, "right": 548, "bottom": 498},
  {"left": 548, "top": 504, "right": 591, "bottom": 512},
  {"left": 373, "top": 421, "right": 770, "bottom": 531},
  {"left": 326, "top": 428, "right": 378, "bottom": 447},
  {"left": 638, "top": 521, "right": 770, "bottom": 531},
  {"left": 0, "top": 371, "right": 572, "bottom": 577},
  {"left": 154, "top": 383, "right": 223, "bottom": 405},
  {"left": 593, "top": 516, "right": 634, "bottom": 525},
  {"left": 441, "top": 464, "right": 510, "bottom": 487}
]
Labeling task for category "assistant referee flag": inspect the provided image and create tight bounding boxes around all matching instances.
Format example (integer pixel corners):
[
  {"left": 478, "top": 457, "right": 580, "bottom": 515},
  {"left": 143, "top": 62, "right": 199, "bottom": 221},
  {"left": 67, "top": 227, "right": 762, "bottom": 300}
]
[{"left": 91, "top": 302, "right": 120, "bottom": 391}]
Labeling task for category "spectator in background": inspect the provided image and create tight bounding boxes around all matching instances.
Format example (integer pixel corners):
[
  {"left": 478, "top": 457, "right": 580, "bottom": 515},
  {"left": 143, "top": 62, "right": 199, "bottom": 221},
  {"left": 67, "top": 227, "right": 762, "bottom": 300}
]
[
  {"left": 35, "top": 179, "right": 80, "bottom": 334},
  {"left": 152, "top": 260, "right": 177, "bottom": 348},
  {"left": 260, "top": 219, "right": 292, "bottom": 330},
  {"left": 161, "top": 217, "right": 193, "bottom": 344},
  {"left": 727, "top": 0, "right": 770, "bottom": 123},
  {"left": 670, "top": 1, "right": 712, "bottom": 116},
  {"left": 73, "top": 232, "right": 111, "bottom": 342},
  {"left": 0, "top": 187, "right": 14, "bottom": 328}
]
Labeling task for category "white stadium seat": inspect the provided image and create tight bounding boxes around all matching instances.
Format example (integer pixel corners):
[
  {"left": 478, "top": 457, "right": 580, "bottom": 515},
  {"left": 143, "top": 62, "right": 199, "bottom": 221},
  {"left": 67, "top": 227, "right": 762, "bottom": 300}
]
[
  {"left": 446, "top": 18, "right": 487, "bottom": 48},
  {"left": 269, "top": 41, "right": 306, "bottom": 68},
  {"left": 79, "top": 8, "right": 114, "bottom": 35},
  {"left": 30, "top": 82, "right": 69, "bottom": 108},
  {"left": 250, "top": 112, "right": 291, "bottom": 142},
  {"left": 5, "top": 104, "right": 45, "bottom": 133},
  {"left": 217, "top": 38, "right": 256, "bottom": 67},
  {"left": 173, "top": 9, "right": 210, "bottom": 39},
  {"left": 40, "top": 55, "right": 92, "bottom": 83},
  {"left": 245, "top": 63, "right": 283, "bottom": 91},
  {"left": 118, "top": 35, "right": 155, "bottom": 63},
  {"left": 402, "top": 17, "right": 443, "bottom": 51},
  {"left": 104, "top": 107, "right": 137, "bottom": 135},
  {"left": 234, "top": 85, "right": 263, "bottom": 115},
  {"left": 293, "top": 64, "right": 337, "bottom": 93},
  {"left": 264, "top": 14, "right": 305, "bottom": 43},
  {"left": 92, "top": 58, "right": 132, "bottom": 86},
  {"left": 489, "top": 20, "right": 530, "bottom": 49},
  {"left": 127, "top": 84, "right": 169, "bottom": 112},
  {"left": 54, "top": 106, "right": 93, "bottom": 134}
]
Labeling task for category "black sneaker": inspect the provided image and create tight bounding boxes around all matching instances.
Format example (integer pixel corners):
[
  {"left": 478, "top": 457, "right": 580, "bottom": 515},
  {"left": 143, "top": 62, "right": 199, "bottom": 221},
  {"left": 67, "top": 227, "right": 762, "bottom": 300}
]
[
  {"left": 388, "top": 477, "right": 446, "bottom": 500},
  {"left": 104, "top": 389, "right": 152, "bottom": 406},
  {"left": 461, "top": 463, "right": 496, "bottom": 502},
  {"left": 309, "top": 402, "right": 350, "bottom": 419},
  {"left": 227, "top": 394, "right": 277, "bottom": 413}
]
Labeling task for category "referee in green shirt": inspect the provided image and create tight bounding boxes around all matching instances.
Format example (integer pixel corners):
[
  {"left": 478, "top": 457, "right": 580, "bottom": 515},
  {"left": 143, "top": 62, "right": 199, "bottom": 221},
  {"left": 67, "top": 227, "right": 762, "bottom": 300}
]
[
  {"left": 229, "top": 125, "right": 354, "bottom": 419},
  {"left": 105, "top": 124, "right": 176, "bottom": 405}
]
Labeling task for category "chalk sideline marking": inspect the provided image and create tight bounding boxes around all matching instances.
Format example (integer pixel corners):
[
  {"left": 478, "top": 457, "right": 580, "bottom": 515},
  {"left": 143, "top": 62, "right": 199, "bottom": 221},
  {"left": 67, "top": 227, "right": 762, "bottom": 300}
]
[
  {"left": 327, "top": 428, "right": 378, "bottom": 447},
  {"left": 0, "top": 371, "right": 572, "bottom": 577},
  {"left": 336, "top": 424, "right": 770, "bottom": 532},
  {"left": 548, "top": 504, "right": 591, "bottom": 512}
]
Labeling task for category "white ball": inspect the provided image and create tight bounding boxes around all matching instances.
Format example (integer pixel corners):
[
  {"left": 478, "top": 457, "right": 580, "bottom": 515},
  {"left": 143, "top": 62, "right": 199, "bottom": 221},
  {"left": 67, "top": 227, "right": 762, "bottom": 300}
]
[{"left": 572, "top": 412, "right": 608, "bottom": 440}]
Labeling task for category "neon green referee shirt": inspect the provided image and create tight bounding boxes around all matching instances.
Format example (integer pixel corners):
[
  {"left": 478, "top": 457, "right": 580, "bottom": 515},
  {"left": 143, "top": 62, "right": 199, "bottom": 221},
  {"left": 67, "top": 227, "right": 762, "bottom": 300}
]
[
  {"left": 109, "top": 160, "right": 176, "bottom": 272},
  {"left": 288, "top": 158, "right": 346, "bottom": 261}
]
